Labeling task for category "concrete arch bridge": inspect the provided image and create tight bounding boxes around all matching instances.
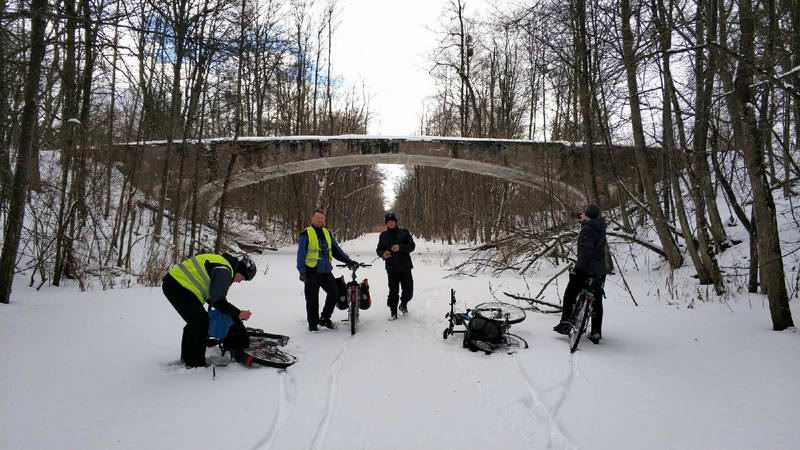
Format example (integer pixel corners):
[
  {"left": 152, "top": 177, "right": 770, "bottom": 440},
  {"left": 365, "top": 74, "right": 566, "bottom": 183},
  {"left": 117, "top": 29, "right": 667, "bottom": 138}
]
[{"left": 107, "top": 135, "right": 660, "bottom": 215}]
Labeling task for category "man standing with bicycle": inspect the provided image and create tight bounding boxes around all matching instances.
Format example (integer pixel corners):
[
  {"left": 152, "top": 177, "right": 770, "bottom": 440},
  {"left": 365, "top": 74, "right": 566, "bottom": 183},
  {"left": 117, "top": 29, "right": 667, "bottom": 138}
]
[
  {"left": 376, "top": 211, "right": 415, "bottom": 320},
  {"left": 553, "top": 204, "right": 608, "bottom": 344},
  {"left": 297, "top": 209, "right": 359, "bottom": 332}
]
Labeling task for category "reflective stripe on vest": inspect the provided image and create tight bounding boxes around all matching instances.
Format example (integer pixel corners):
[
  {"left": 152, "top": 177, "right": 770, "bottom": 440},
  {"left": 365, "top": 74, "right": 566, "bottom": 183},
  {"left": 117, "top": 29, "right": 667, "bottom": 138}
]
[
  {"left": 305, "top": 226, "right": 332, "bottom": 268},
  {"left": 168, "top": 254, "right": 233, "bottom": 304}
]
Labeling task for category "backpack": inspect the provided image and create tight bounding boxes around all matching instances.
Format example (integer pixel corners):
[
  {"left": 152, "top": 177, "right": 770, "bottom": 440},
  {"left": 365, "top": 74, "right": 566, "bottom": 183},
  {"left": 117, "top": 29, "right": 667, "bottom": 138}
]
[{"left": 464, "top": 316, "right": 503, "bottom": 351}]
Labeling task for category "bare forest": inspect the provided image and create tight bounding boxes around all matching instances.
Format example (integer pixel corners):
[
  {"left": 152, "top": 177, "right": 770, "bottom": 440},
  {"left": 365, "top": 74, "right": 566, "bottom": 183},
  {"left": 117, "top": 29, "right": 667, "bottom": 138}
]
[
  {"left": 396, "top": 0, "right": 798, "bottom": 329},
  {"left": 0, "top": 0, "right": 383, "bottom": 300},
  {"left": 0, "top": 0, "right": 798, "bottom": 330}
]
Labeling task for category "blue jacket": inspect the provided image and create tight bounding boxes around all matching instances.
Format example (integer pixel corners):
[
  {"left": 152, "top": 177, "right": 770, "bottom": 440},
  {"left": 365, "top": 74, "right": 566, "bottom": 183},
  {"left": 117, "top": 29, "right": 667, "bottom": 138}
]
[{"left": 296, "top": 226, "right": 353, "bottom": 274}]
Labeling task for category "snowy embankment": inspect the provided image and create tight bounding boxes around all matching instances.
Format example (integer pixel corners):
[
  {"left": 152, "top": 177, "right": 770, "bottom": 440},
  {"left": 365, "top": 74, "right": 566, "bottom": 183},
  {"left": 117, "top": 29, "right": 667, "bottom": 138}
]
[{"left": 1, "top": 232, "right": 799, "bottom": 450}]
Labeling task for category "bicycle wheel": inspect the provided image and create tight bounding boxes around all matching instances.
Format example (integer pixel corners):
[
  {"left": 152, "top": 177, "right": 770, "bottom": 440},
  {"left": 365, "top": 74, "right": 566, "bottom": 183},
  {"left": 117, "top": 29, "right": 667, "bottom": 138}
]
[
  {"left": 568, "top": 292, "right": 593, "bottom": 353},
  {"left": 504, "top": 333, "right": 529, "bottom": 351},
  {"left": 349, "top": 287, "right": 358, "bottom": 335},
  {"left": 473, "top": 302, "right": 526, "bottom": 324}
]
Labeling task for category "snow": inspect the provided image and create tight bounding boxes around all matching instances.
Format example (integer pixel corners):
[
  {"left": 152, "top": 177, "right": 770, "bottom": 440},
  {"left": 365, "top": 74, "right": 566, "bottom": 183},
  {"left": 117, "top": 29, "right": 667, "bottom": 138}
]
[
  {"left": 2, "top": 233, "right": 799, "bottom": 450},
  {"left": 66, "top": 118, "right": 81, "bottom": 125}
]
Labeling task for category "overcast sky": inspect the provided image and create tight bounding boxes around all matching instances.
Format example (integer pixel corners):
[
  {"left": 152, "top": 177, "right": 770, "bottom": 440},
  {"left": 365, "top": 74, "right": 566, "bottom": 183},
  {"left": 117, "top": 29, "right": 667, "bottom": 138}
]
[
  {"left": 329, "top": 1, "right": 492, "bottom": 207},
  {"left": 332, "top": 0, "right": 447, "bottom": 135}
]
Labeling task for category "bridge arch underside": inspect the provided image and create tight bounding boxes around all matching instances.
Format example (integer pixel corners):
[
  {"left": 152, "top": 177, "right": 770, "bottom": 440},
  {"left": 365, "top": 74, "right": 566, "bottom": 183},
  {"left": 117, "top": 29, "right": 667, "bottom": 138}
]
[{"left": 196, "top": 154, "right": 589, "bottom": 212}]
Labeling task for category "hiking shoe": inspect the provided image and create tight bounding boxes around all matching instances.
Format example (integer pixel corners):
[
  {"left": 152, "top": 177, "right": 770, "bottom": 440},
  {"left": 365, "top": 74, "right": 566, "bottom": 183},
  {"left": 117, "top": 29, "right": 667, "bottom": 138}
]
[
  {"left": 308, "top": 324, "right": 319, "bottom": 332},
  {"left": 588, "top": 332, "right": 601, "bottom": 344},
  {"left": 399, "top": 302, "right": 408, "bottom": 315},
  {"left": 553, "top": 321, "right": 571, "bottom": 335},
  {"left": 318, "top": 318, "right": 336, "bottom": 329},
  {"left": 389, "top": 313, "right": 398, "bottom": 321}
]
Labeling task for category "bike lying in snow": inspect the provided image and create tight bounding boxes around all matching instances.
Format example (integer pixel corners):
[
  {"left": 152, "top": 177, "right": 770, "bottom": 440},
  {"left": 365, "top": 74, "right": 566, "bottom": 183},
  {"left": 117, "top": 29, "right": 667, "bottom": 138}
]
[
  {"left": 442, "top": 289, "right": 529, "bottom": 354},
  {"left": 207, "top": 309, "right": 297, "bottom": 369}
]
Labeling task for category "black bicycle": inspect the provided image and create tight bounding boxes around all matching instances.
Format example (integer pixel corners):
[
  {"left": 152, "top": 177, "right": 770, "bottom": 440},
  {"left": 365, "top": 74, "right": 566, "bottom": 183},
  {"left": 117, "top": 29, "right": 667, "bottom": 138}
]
[
  {"left": 443, "top": 289, "right": 528, "bottom": 353},
  {"left": 337, "top": 263, "right": 371, "bottom": 335},
  {"left": 568, "top": 277, "right": 601, "bottom": 353}
]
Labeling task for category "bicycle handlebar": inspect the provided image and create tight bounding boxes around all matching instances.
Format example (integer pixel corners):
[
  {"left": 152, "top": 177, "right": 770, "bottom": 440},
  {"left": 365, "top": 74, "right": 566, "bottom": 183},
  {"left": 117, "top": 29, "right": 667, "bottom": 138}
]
[{"left": 336, "top": 263, "right": 372, "bottom": 268}]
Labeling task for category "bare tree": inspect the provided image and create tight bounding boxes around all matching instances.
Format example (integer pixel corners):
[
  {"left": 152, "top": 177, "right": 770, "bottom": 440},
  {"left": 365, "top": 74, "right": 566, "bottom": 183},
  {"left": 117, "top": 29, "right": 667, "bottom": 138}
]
[{"left": 0, "top": 0, "right": 48, "bottom": 303}]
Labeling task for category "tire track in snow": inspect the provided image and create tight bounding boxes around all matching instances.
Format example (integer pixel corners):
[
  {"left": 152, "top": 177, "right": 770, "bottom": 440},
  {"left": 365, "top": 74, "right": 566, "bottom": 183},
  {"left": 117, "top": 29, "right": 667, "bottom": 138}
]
[
  {"left": 511, "top": 354, "right": 579, "bottom": 450},
  {"left": 251, "top": 370, "right": 297, "bottom": 450},
  {"left": 310, "top": 341, "right": 348, "bottom": 450},
  {"left": 448, "top": 343, "right": 535, "bottom": 446}
]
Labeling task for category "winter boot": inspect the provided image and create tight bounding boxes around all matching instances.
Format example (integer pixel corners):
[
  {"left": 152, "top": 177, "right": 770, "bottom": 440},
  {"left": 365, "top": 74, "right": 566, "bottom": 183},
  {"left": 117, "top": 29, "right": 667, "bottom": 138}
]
[
  {"left": 399, "top": 302, "right": 408, "bottom": 315},
  {"left": 318, "top": 317, "right": 336, "bottom": 329},
  {"left": 553, "top": 321, "right": 570, "bottom": 335},
  {"left": 588, "top": 331, "right": 601, "bottom": 344}
]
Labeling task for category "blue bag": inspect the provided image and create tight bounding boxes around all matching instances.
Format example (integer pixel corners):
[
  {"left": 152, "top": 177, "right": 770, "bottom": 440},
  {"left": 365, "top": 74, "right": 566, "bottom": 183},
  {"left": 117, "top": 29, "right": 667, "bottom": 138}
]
[{"left": 208, "top": 309, "right": 234, "bottom": 339}]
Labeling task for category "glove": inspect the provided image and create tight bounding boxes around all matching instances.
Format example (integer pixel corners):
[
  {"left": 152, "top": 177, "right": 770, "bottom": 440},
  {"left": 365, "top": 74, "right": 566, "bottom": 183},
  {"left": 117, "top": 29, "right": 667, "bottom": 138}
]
[{"left": 299, "top": 272, "right": 307, "bottom": 283}]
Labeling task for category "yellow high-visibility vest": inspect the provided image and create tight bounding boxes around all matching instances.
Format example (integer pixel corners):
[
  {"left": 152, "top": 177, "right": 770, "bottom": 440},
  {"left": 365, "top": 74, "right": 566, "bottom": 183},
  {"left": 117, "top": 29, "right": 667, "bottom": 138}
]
[
  {"left": 168, "top": 254, "right": 233, "bottom": 304},
  {"left": 305, "top": 226, "right": 332, "bottom": 268}
]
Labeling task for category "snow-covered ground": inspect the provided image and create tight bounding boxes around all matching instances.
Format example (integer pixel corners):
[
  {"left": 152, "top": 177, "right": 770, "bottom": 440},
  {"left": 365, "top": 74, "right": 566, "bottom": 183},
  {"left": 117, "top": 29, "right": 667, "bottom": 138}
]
[{"left": 1, "top": 233, "right": 798, "bottom": 450}]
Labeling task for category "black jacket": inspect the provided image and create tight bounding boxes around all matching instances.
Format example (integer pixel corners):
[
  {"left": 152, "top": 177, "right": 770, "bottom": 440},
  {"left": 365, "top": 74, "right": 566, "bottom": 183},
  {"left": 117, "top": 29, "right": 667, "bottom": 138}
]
[
  {"left": 206, "top": 258, "right": 241, "bottom": 319},
  {"left": 376, "top": 227, "right": 415, "bottom": 274},
  {"left": 574, "top": 217, "right": 607, "bottom": 275}
]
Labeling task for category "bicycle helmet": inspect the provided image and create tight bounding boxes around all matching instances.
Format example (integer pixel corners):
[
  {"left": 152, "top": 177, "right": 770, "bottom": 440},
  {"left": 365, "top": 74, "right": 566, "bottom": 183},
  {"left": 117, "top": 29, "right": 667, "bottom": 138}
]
[
  {"left": 236, "top": 255, "right": 257, "bottom": 281},
  {"left": 384, "top": 211, "right": 398, "bottom": 223}
]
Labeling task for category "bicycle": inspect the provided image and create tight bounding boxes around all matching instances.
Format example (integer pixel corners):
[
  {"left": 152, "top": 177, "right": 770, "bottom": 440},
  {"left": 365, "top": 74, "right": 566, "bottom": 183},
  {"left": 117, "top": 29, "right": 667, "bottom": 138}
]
[
  {"left": 443, "top": 289, "right": 529, "bottom": 354},
  {"left": 567, "top": 277, "right": 602, "bottom": 353},
  {"left": 336, "top": 263, "right": 372, "bottom": 335}
]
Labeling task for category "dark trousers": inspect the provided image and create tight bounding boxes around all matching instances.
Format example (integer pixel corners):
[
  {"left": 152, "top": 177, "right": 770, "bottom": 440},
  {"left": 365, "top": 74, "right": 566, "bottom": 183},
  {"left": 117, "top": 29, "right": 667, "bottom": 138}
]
[
  {"left": 387, "top": 270, "right": 414, "bottom": 314},
  {"left": 304, "top": 271, "right": 338, "bottom": 327},
  {"left": 559, "top": 272, "right": 605, "bottom": 334},
  {"left": 162, "top": 274, "right": 208, "bottom": 365}
]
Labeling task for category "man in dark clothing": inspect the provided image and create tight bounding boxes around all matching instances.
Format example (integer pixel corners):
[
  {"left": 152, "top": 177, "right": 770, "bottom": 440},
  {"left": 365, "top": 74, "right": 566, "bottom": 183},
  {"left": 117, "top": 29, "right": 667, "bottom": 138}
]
[
  {"left": 162, "top": 253, "right": 257, "bottom": 368},
  {"left": 297, "top": 209, "right": 359, "bottom": 331},
  {"left": 376, "top": 211, "right": 415, "bottom": 320},
  {"left": 553, "top": 204, "right": 607, "bottom": 344}
]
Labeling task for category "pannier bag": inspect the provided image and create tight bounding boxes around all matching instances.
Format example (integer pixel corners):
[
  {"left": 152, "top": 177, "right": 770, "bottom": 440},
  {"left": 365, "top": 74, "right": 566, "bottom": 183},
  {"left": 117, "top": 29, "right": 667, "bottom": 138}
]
[
  {"left": 464, "top": 316, "right": 503, "bottom": 349},
  {"left": 335, "top": 276, "right": 348, "bottom": 310},
  {"left": 358, "top": 279, "right": 371, "bottom": 310}
]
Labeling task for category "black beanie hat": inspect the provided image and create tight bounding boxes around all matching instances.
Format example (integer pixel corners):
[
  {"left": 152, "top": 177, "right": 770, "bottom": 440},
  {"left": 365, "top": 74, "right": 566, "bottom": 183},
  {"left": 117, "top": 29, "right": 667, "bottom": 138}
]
[
  {"left": 585, "top": 204, "right": 601, "bottom": 219},
  {"left": 384, "top": 211, "right": 398, "bottom": 223}
]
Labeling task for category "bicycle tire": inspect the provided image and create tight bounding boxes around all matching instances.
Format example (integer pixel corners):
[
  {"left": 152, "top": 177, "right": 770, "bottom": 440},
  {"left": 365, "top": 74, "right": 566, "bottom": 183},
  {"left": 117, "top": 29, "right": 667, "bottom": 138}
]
[
  {"left": 240, "top": 345, "right": 297, "bottom": 369},
  {"left": 349, "top": 286, "right": 358, "bottom": 335},
  {"left": 504, "top": 333, "right": 529, "bottom": 351},
  {"left": 568, "top": 292, "right": 593, "bottom": 353},
  {"left": 473, "top": 302, "right": 526, "bottom": 324}
]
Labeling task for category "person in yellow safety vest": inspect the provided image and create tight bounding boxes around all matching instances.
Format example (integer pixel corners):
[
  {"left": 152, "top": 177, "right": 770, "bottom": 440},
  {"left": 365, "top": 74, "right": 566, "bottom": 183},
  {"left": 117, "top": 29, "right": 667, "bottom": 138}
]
[
  {"left": 162, "top": 253, "right": 257, "bottom": 368},
  {"left": 296, "top": 209, "right": 359, "bottom": 331}
]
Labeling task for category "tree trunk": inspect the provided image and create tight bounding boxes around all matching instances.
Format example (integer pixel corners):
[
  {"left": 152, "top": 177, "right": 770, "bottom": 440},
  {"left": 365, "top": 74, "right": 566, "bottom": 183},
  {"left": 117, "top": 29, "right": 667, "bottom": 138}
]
[
  {"left": 732, "top": 0, "right": 793, "bottom": 330},
  {"left": 654, "top": 0, "right": 709, "bottom": 281},
  {"left": 214, "top": 153, "right": 239, "bottom": 253},
  {"left": 0, "top": 0, "right": 48, "bottom": 303},
  {"left": 620, "top": 0, "right": 683, "bottom": 269},
  {"left": 53, "top": 0, "right": 81, "bottom": 286}
]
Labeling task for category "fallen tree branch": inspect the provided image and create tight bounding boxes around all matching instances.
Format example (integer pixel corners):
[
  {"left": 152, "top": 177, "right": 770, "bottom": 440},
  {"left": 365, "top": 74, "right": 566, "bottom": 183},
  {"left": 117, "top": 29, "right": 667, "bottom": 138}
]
[
  {"left": 503, "top": 291, "right": 563, "bottom": 310},
  {"left": 607, "top": 231, "right": 666, "bottom": 258},
  {"left": 610, "top": 251, "right": 639, "bottom": 307}
]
